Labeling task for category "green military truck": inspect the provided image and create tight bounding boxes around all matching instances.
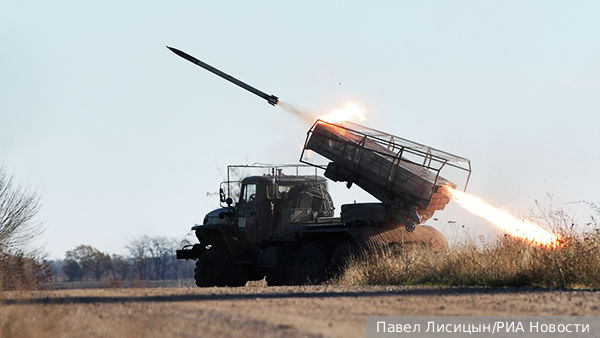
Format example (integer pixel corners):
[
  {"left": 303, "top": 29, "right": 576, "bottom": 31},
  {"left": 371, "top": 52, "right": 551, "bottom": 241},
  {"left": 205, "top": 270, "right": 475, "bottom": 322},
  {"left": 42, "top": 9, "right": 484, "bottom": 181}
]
[{"left": 177, "top": 120, "right": 471, "bottom": 286}]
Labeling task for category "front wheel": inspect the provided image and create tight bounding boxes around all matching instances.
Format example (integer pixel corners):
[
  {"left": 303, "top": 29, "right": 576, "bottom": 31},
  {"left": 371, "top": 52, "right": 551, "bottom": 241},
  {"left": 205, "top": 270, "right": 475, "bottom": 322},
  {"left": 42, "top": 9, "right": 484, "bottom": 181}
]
[
  {"left": 294, "top": 243, "right": 331, "bottom": 285},
  {"left": 194, "top": 246, "right": 248, "bottom": 287}
]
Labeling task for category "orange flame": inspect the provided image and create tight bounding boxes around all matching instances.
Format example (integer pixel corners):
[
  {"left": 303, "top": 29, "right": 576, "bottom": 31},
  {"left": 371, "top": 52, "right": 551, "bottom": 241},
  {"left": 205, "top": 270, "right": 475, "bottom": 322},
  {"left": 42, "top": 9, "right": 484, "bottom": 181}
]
[
  {"left": 444, "top": 186, "right": 562, "bottom": 248},
  {"left": 318, "top": 101, "right": 367, "bottom": 124}
]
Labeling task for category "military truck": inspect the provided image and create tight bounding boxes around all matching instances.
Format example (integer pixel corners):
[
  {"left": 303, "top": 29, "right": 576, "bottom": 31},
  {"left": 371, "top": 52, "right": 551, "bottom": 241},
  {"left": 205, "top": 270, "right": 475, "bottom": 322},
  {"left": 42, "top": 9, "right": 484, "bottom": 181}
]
[{"left": 176, "top": 120, "right": 471, "bottom": 287}]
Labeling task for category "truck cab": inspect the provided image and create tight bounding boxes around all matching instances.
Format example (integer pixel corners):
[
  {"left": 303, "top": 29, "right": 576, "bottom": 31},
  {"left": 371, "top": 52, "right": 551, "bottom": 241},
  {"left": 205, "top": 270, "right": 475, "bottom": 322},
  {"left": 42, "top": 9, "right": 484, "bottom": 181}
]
[{"left": 215, "top": 174, "right": 335, "bottom": 246}]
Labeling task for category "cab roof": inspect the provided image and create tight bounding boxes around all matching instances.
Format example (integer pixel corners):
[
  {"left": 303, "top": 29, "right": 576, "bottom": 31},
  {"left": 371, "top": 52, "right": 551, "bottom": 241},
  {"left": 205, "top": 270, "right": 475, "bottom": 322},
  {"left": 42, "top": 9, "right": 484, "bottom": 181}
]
[{"left": 241, "top": 175, "right": 328, "bottom": 185}]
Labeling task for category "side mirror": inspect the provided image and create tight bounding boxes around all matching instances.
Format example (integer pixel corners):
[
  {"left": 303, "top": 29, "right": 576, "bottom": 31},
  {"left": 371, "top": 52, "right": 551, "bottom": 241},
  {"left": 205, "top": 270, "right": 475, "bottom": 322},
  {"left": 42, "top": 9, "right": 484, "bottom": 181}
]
[
  {"left": 219, "top": 188, "right": 226, "bottom": 203},
  {"left": 225, "top": 197, "right": 233, "bottom": 206}
]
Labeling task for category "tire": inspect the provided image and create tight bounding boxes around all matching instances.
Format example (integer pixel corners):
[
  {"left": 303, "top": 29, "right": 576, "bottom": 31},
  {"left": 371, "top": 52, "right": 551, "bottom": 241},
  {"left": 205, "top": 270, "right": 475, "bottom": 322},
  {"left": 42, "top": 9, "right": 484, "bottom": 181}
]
[
  {"left": 329, "top": 241, "right": 359, "bottom": 279},
  {"left": 294, "top": 243, "right": 331, "bottom": 285},
  {"left": 194, "top": 246, "right": 248, "bottom": 287}
]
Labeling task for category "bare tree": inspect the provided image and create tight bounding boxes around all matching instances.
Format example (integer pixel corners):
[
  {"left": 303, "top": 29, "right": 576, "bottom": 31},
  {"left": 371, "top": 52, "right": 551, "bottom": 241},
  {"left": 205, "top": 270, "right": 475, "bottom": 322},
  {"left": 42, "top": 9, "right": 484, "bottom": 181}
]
[
  {"left": 126, "top": 236, "right": 150, "bottom": 280},
  {"left": 0, "top": 167, "right": 42, "bottom": 250},
  {"left": 64, "top": 245, "right": 111, "bottom": 281},
  {"left": 110, "top": 254, "right": 131, "bottom": 280},
  {"left": 62, "top": 258, "right": 83, "bottom": 281},
  {"left": 126, "top": 235, "right": 188, "bottom": 280},
  {"left": 147, "top": 236, "right": 174, "bottom": 280}
]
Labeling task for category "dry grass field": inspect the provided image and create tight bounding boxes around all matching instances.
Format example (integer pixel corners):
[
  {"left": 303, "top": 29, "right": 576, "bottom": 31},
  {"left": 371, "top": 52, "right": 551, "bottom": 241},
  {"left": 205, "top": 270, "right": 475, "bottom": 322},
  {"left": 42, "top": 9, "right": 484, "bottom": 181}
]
[
  {"left": 335, "top": 232, "right": 600, "bottom": 288},
  {"left": 1, "top": 283, "right": 600, "bottom": 338}
]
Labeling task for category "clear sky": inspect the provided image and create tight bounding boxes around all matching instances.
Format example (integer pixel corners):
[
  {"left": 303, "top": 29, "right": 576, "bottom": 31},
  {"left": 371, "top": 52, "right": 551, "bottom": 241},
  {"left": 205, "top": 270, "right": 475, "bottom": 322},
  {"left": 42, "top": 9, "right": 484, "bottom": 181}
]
[{"left": 2, "top": 1, "right": 599, "bottom": 259}]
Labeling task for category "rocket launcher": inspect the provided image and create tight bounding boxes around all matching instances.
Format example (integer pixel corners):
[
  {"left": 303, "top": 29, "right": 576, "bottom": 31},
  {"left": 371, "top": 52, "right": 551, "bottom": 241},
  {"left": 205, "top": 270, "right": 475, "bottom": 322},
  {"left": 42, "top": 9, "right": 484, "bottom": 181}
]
[{"left": 300, "top": 120, "right": 471, "bottom": 231}]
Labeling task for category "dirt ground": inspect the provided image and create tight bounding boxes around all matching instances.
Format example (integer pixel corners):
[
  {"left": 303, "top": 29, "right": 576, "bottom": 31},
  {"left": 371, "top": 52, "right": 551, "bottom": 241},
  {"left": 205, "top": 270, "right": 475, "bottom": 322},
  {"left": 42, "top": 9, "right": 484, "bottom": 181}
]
[{"left": 1, "top": 283, "right": 599, "bottom": 338}]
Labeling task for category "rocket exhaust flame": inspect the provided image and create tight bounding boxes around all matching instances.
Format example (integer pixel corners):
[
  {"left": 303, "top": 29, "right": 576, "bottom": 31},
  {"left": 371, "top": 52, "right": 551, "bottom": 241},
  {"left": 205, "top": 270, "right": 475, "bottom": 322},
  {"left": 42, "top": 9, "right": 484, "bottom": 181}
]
[
  {"left": 444, "top": 186, "right": 562, "bottom": 248},
  {"left": 317, "top": 101, "right": 367, "bottom": 124},
  {"left": 279, "top": 101, "right": 368, "bottom": 125}
]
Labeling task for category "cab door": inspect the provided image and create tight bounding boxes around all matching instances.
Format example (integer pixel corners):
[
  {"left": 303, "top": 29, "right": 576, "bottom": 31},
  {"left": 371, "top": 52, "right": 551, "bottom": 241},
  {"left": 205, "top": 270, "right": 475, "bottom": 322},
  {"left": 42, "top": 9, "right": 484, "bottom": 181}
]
[
  {"left": 237, "top": 180, "right": 275, "bottom": 245},
  {"left": 237, "top": 182, "right": 259, "bottom": 245}
]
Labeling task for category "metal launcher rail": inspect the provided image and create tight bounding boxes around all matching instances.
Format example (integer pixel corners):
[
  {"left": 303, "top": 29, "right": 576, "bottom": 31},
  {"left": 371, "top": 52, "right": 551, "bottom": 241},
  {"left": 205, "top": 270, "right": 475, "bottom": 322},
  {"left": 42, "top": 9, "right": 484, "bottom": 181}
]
[{"left": 299, "top": 120, "right": 472, "bottom": 219}]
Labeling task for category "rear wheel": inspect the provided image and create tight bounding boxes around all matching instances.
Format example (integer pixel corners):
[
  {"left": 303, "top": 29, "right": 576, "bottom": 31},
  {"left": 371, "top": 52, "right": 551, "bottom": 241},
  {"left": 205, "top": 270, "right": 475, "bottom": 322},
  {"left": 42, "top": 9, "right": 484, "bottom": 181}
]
[
  {"left": 265, "top": 267, "right": 296, "bottom": 286},
  {"left": 294, "top": 243, "right": 331, "bottom": 285},
  {"left": 194, "top": 246, "right": 248, "bottom": 287}
]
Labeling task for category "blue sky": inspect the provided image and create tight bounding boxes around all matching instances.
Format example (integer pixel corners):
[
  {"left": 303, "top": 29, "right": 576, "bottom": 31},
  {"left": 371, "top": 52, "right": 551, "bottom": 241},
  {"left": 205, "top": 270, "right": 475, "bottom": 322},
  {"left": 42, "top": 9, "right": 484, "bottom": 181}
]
[{"left": 2, "top": 1, "right": 599, "bottom": 258}]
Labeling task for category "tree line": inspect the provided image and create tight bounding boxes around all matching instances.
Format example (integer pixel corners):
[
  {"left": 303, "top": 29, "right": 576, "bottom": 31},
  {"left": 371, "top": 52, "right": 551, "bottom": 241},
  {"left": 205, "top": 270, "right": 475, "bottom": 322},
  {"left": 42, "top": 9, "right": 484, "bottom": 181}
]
[{"left": 58, "top": 236, "right": 195, "bottom": 282}]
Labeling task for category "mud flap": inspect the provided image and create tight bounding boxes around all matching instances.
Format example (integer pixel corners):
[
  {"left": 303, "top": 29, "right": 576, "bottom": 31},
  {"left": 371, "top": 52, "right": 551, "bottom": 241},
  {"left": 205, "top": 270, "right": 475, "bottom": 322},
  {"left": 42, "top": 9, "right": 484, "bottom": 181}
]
[{"left": 176, "top": 244, "right": 206, "bottom": 260}]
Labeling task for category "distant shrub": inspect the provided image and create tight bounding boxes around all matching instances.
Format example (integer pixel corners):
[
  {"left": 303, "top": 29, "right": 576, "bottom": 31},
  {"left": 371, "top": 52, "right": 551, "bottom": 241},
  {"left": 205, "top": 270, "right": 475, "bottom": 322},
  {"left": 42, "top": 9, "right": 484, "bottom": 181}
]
[
  {"left": 0, "top": 250, "right": 53, "bottom": 290},
  {"left": 102, "top": 276, "right": 122, "bottom": 288}
]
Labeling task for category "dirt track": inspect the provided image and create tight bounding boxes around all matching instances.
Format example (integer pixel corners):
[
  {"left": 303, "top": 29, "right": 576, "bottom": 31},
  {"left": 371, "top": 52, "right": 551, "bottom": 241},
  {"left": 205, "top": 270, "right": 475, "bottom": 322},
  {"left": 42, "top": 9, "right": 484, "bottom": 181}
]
[{"left": 1, "top": 284, "right": 599, "bottom": 338}]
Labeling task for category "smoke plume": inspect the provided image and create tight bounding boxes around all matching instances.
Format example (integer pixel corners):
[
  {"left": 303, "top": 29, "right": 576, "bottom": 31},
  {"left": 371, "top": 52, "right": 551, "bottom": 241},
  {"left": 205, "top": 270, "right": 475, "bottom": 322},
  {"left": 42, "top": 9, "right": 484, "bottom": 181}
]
[{"left": 277, "top": 101, "right": 316, "bottom": 124}]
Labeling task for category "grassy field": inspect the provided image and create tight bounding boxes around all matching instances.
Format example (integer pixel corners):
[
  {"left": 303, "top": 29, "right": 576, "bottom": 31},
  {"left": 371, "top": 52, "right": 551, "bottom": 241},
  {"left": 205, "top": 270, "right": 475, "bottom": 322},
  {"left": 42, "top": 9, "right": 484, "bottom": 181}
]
[{"left": 336, "top": 229, "right": 600, "bottom": 288}]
